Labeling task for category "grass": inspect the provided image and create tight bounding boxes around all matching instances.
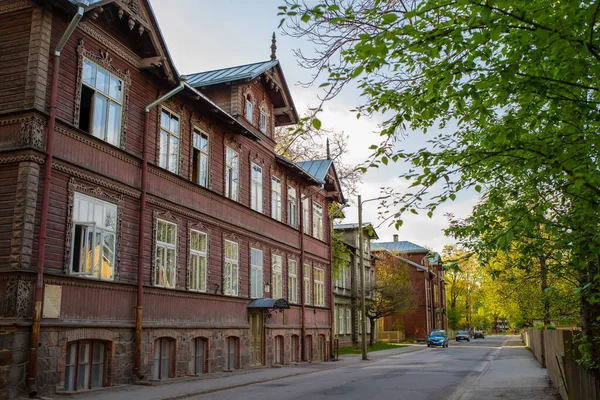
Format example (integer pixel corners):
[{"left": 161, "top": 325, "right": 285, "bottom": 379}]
[{"left": 337, "top": 342, "right": 407, "bottom": 355}]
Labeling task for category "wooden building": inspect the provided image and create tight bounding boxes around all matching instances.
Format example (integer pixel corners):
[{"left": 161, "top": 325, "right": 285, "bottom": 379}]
[
  {"left": 372, "top": 236, "right": 447, "bottom": 341},
  {"left": 0, "top": 0, "right": 343, "bottom": 397}
]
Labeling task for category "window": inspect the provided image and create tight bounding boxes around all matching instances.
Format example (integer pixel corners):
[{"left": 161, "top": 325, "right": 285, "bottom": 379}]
[
  {"left": 155, "top": 219, "right": 177, "bottom": 288},
  {"left": 302, "top": 197, "right": 311, "bottom": 234},
  {"left": 288, "top": 260, "right": 298, "bottom": 303},
  {"left": 224, "top": 240, "right": 239, "bottom": 296},
  {"left": 259, "top": 107, "right": 267, "bottom": 133},
  {"left": 346, "top": 308, "right": 351, "bottom": 334},
  {"left": 271, "top": 177, "right": 282, "bottom": 221},
  {"left": 189, "top": 230, "right": 207, "bottom": 292},
  {"left": 271, "top": 254, "right": 283, "bottom": 298},
  {"left": 225, "top": 336, "right": 239, "bottom": 370},
  {"left": 190, "top": 337, "right": 207, "bottom": 375},
  {"left": 314, "top": 267, "right": 325, "bottom": 306},
  {"left": 225, "top": 147, "right": 239, "bottom": 201},
  {"left": 313, "top": 203, "right": 323, "bottom": 240},
  {"left": 337, "top": 306, "right": 344, "bottom": 335},
  {"left": 274, "top": 335, "right": 284, "bottom": 365},
  {"left": 245, "top": 95, "right": 253, "bottom": 122},
  {"left": 342, "top": 264, "right": 350, "bottom": 289},
  {"left": 287, "top": 187, "right": 297, "bottom": 228},
  {"left": 291, "top": 335, "right": 299, "bottom": 362},
  {"left": 71, "top": 193, "right": 117, "bottom": 280},
  {"left": 250, "top": 248, "right": 263, "bottom": 298},
  {"left": 251, "top": 163, "right": 263, "bottom": 212},
  {"left": 79, "top": 59, "right": 122, "bottom": 146},
  {"left": 192, "top": 129, "right": 209, "bottom": 187},
  {"left": 159, "top": 109, "right": 180, "bottom": 174},
  {"left": 303, "top": 264, "right": 311, "bottom": 305},
  {"left": 64, "top": 341, "right": 105, "bottom": 391},
  {"left": 153, "top": 337, "right": 175, "bottom": 379}
]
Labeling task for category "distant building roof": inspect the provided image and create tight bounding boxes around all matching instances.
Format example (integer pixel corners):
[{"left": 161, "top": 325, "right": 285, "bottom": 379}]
[
  {"left": 371, "top": 241, "right": 429, "bottom": 253},
  {"left": 187, "top": 60, "right": 280, "bottom": 87},
  {"left": 334, "top": 222, "right": 379, "bottom": 239},
  {"left": 295, "top": 159, "right": 333, "bottom": 184}
]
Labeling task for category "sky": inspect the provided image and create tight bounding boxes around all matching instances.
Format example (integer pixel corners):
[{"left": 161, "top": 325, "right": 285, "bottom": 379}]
[{"left": 148, "top": 0, "right": 478, "bottom": 253}]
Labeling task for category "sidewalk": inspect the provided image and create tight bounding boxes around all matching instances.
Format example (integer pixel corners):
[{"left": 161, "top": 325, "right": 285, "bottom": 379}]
[
  {"left": 451, "top": 335, "right": 561, "bottom": 400},
  {"left": 37, "top": 344, "right": 425, "bottom": 400}
]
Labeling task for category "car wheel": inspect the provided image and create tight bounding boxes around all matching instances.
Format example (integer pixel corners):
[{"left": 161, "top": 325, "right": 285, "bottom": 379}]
[
  {"left": 427, "top": 344, "right": 430, "bottom": 347},
  {"left": 467, "top": 339, "right": 470, "bottom": 342},
  {"left": 456, "top": 339, "right": 459, "bottom": 342}
]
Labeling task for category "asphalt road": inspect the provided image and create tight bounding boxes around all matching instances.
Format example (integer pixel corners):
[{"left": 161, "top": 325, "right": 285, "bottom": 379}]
[{"left": 191, "top": 335, "right": 560, "bottom": 400}]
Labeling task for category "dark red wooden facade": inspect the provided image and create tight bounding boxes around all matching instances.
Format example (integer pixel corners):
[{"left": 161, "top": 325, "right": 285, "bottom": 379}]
[{"left": 0, "top": 0, "right": 339, "bottom": 397}]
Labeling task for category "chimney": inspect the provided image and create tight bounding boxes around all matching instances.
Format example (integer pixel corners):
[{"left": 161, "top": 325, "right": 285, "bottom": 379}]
[{"left": 393, "top": 234, "right": 398, "bottom": 242}]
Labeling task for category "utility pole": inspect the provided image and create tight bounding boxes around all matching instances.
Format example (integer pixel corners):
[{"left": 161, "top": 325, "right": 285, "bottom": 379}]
[{"left": 358, "top": 195, "right": 367, "bottom": 360}]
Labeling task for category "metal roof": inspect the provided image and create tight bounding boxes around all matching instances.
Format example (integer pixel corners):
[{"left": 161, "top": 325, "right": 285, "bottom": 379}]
[
  {"left": 295, "top": 159, "right": 333, "bottom": 184},
  {"left": 275, "top": 154, "right": 320, "bottom": 185},
  {"left": 334, "top": 222, "right": 380, "bottom": 239},
  {"left": 247, "top": 298, "right": 290, "bottom": 309},
  {"left": 371, "top": 241, "right": 429, "bottom": 253},
  {"left": 187, "top": 60, "right": 280, "bottom": 87}
]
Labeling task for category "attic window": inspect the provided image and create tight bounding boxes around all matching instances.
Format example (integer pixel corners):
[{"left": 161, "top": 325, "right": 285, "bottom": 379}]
[
  {"left": 259, "top": 107, "right": 267, "bottom": 134},
  {"left": 245, "top": 95, "right": 253, "bottom": 123}
]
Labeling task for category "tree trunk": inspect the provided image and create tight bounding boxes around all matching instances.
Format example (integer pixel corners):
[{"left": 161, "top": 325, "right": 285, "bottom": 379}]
[
  {"left": 540, "top": 256, "right": 551, "bottom": 326},
  {"left": 580, "top": 260, "right": 600, "bottom": 374},
  {"left": 369, "top": 318, "right": 376, "bottom": 347}
]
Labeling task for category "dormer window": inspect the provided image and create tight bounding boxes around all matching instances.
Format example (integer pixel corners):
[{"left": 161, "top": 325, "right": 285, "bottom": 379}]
[
  {"left": 259, "top": 108, "right": 267, "bottom": 134},
  {"left": 245, "top": 94, "right": 253, "bottom": 122}
]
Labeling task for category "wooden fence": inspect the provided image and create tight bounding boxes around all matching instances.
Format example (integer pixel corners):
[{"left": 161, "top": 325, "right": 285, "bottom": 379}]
[
  {"left": 523, "top": 328, "right": 599, "bottom": 400},
  {"left": 378, "top": 330, "right": 405, "bottom": 343}
]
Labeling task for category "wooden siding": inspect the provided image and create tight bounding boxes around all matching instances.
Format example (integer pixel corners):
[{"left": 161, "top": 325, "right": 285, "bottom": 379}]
[{"left": 0, "top": 164, "right": 18, "bottom": 267}]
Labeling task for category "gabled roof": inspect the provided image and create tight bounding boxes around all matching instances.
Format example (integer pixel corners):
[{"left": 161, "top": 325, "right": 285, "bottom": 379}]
[
  {"left": 296, "top": 160, "right": 333, "bottom": 184},
  {"left": 371, "top": 241, "right": 429, "bottom": 253},
  {"left": 275, "top": 154, "right": 320, "bottom": 185},
  {"left": 334, "top": 222, "right": 380, "bottom": 239},
  {"left": 187, "top": 60, "right": 279, "bottom": 87}
]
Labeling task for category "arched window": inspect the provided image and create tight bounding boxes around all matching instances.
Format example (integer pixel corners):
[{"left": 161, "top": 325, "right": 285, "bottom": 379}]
[
  {"left": 245, "top": 94, "right": 253, "bottom": 122},
  {"left": 274, "top": 335, "right": 284, "bottom": 365},
  {"left": 191, "top": 337, "right": 208, "bottom": 374},
  {"left": 154, "top": 337, "right": 175, "bottom": 379},
  {"left": 225, "top": 336, "right": 239, "bottom": 370},
  {"left": 291, "top": 335, "right": 300, "bottom": 362},
  {"left": 64, "top": 340, "right": 107, "bottom": 391},
  {"left": 259, "top": 107, "right": 268, "bottom": 133}
]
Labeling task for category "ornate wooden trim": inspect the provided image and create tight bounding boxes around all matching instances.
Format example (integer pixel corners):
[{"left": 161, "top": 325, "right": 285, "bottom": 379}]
[
  {"left": 0, "top": 153, "right": 45, "bottom": 165},
  {"left": 0, "top": 0, "right": 30, "bottom": 15},
  {"left": 152, "top": 209, "right": 182, "bottom": 288},
  {"left": 54, "top": 125, "right": 140, "bottom": 167},
  {"left": 2, "top": 277, "right": 32, "bottom": 318},
  {"left": 78, "top": 21, "right": 141, "bottom": 67},
  {"left": 64, "top": 178, "right": 125, "bottom": 279},
  {"left": 73, "top": 38, "right": 131, "bottom": 150},
  {"left": 19, "top": 115, "right": 45, "bottom": 150}
]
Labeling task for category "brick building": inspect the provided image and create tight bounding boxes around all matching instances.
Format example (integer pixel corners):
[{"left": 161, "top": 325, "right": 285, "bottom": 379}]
[
  {"left": 372, "top": 236, "right": 446, "bottom": 341},
  {"left": 332, "top": 223, "right": 378, "bottom": 347},
  {"left": 0, "top": 0, "right": 343, "bottom": 397}
]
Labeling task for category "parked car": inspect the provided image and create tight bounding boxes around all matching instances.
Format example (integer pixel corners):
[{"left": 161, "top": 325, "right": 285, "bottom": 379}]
[
  {"left": 474, "top": 330, "right": 485, "bottom": 339},
  {"left": 456, "top": 331, "right": 470, "bottom": 342},
  {"left": 427, "top": 330, "right": 448, "bottom": 347}
]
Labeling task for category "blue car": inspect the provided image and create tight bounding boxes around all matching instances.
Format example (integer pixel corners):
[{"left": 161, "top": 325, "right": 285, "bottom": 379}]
[{"left": 427, "top": 330, "right": 448, "bottom": 348}]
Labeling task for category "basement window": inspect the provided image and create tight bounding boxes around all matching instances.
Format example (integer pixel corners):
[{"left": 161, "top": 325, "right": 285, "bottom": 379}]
[{"left": 79, "top": 59, "right": 122, "bottom": 147}]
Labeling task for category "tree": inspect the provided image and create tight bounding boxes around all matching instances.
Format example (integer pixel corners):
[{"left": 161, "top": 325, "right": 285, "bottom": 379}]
[
  {"left": 280, "top": 0, "right": 600, "bottom": 368},
  {"left": 366, "top": 251, "right": 416, "bottom": 346}
]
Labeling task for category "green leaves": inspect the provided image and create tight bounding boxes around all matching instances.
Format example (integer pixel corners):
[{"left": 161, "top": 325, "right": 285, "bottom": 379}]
[
  {"left": 382, "top": 13, "right": 398, "bottom": 25},
  {"left": 311, "top": 118, "right": 321, "bottom": 130}
]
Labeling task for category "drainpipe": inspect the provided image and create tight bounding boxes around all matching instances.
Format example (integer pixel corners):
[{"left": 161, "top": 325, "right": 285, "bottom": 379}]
[
  {"left": 430, "top": 272, "right": 436, "bottom": 329},
  {"left": 134, "top": 77, "right": 187, "bottom": 379},
  {"left": 328, "top": 218, "right": 334, "bottom": 360},
  {"left": 299, "top": 192, "right": 306, "bottom": 361},
  {"left": 27, "top": 2, "right": 87, "bottom": 396}
]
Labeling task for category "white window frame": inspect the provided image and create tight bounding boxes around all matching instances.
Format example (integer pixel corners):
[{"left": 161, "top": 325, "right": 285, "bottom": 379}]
[
  {"left": 245, "top": 96, "right": 253, "bottom": 122},
  {"left": 251, "top": 163, "right": 263, "bottom": 212},
  {"left": 338, "top": 306, "right": 344, "bottom": 335},
  {"left": 271, "top": 177, "right": 282, "bottom": 221},
  {"left": 287, "top": 186, "right": 297, "bottom": 228},
  {"left": 313, "top": 203, "right": 323, "bottom": 240},
  {"left": 288, "top": 259, "right": 298, "bottom": 303},
  {"left": 225, "top": 147, "right": 239, "bottom": 201},
  {"left": 192, "top": 128, "right": 209, "bottom": 187},
  {"left": 302, "top": 197, "right": 311, "bottom": 234},
  {"left": 159, "top": 108, "right": 180, "bottom": 174},
  {"left": 259, "top": 107, "right": 267, "bottom": 133},
  {"left": 346, "top": 307, "right": 351, "bottom": 334},
  {"left": 189, "top": 229, "right": 207, "bottom": 292},
  {"left": 314, "top": 267, "right": 325, "bottom": 306},
  {"left": 81, "top": 58, "right": 123, "bottom": 147},
  {"left": 70, "top": 192, "right": 117, "bottom": 281},
  {"left": 271, "top": 254, "right": 283, "bottom": 298},
  {"left": 304, "top": 264, "right": 311, "bottom": 305},
  {"left": 224, "top": 240, "right": 239, "bottom": 296},
  {"left": 155, "top": 219, "right": 177, "bottom": 288},
  {"left": 250, "top": 248, "right": 263, "bottom": 299}
]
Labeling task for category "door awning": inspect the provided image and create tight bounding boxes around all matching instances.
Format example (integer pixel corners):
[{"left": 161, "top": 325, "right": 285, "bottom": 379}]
[{"left": 247, "top": 298, "right": 290, "bottom": 310}]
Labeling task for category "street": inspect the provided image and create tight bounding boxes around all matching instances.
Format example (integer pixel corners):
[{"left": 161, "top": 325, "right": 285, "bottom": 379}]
[{"left": 191, "top": 335, "right": 560, "bottom": 400}]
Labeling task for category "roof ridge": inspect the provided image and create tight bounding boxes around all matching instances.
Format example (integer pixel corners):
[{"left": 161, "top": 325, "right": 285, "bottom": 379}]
[{"left": 187, "top": 59, "right": 277, "bottom": 77}]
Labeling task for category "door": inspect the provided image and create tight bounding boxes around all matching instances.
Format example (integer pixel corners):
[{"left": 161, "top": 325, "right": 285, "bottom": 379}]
[
  {"left": 225, "top": 336, "right": 238, "bottom": 370},
  {"left": 250, "top": 311, "right": 264, "bottom": 366},
  {"left": 274, "top": 336, "right": 284, "bottom": 365}
]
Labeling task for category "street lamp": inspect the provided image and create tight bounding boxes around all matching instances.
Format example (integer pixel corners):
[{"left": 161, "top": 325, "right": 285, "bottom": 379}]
[{"left": 358, "top": 194, "right": 390, "bottom": 361}]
